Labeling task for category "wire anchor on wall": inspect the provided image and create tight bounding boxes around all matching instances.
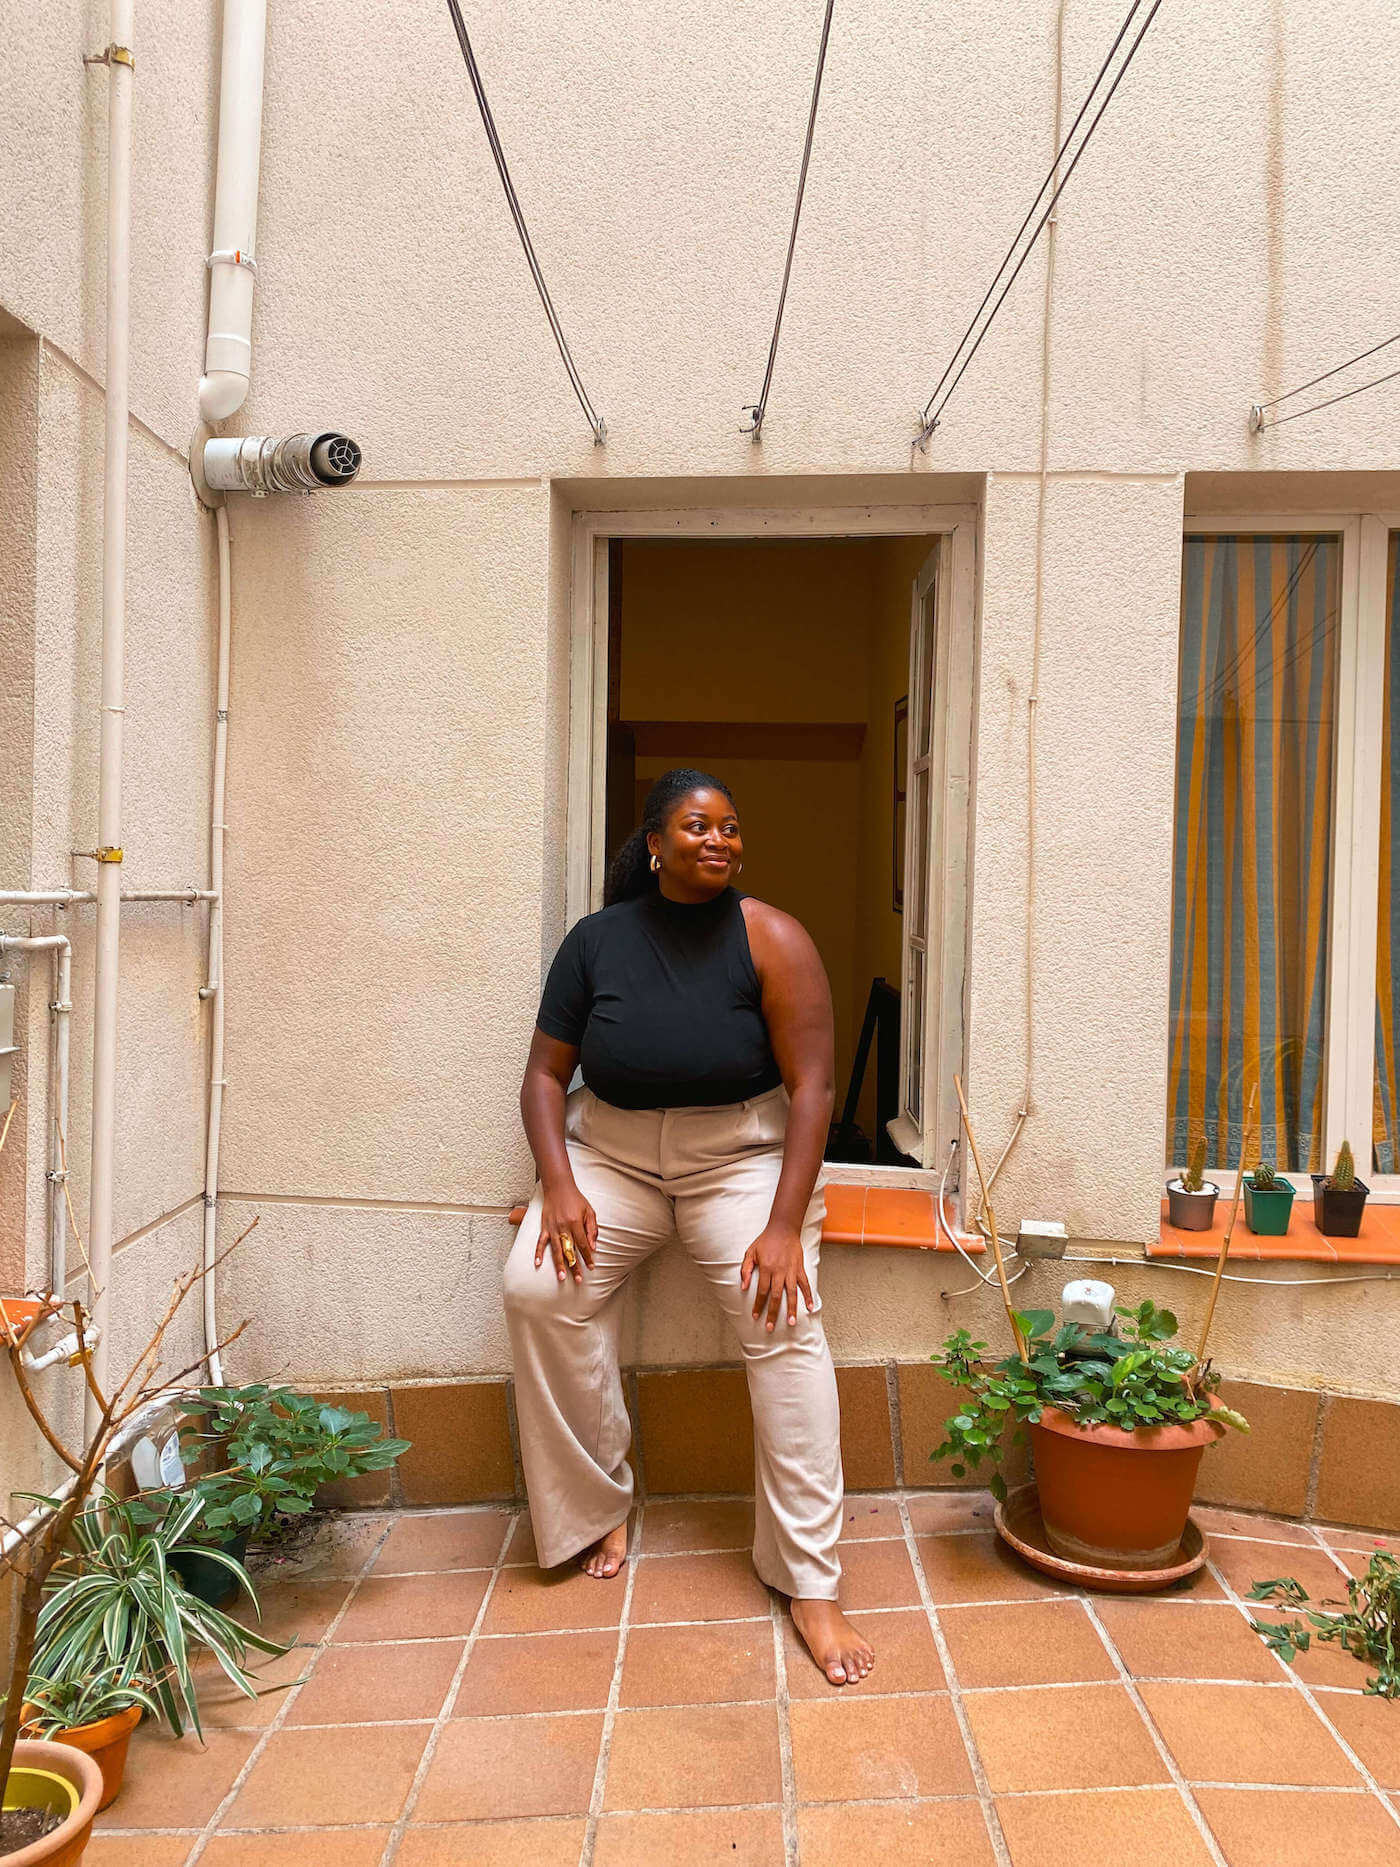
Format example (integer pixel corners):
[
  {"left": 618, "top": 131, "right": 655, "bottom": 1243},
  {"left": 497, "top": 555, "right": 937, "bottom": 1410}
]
[
  {"left": 741, "top": 0, "right": 836, "bottom": 439},
  {"left": 1249, "top": 331, "right": 1400, "bottom": 431},
  {"left": 911, "top": 0, "right": 1165, "bottom": 448},
  {"left": 444, "top": 1, "right": 607, "bottom": 445}
]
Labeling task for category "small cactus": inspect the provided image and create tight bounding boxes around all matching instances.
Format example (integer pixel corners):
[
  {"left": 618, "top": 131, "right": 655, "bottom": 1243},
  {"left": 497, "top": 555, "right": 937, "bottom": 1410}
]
[
  {"left": 1252, "top": 1160, "right": 1277, "bottom": 1190},
  {"left": 1183, "top": 1137, "right": 1208, "bottom": 1194},
  {"left": 1327, "top": 1139, "right": 1357, "bottom": 1192}
]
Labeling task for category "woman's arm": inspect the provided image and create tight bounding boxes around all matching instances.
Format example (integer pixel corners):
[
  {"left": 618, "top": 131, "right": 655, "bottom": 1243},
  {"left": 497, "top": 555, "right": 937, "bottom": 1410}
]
[
  {"left": 740, "top": 900, "right": 836, "bottom": 1330},
  {"left": 520, "top": 1029, "right": 598, "bottom": 1285}
]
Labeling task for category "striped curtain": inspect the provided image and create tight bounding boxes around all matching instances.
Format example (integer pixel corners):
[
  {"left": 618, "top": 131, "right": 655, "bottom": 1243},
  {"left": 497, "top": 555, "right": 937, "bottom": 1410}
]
[
  {"left": 1168, "top": 534, "right": 1340, "bottom": 1172},
  {"left": 1374, "top": 535, "right": 1400, "bottom": 1171}
]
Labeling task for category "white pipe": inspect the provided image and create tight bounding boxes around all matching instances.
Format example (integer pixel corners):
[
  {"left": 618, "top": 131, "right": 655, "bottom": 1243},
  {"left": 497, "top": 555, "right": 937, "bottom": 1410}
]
[
  {"left": 198, "top": 0, "right": 267, "bottom": 423},
  {"left": 0, "top": 890, "right": 218, "bottom": 907},
  {"left": 0, "top": 935, "right": 71, "bottom": 1294},
  {"left": 87, "top": 0, "right": 135, "bottom": 1435},
  {"left": 21, "top": 1324, "right": 101, "bottom": 1377},
  {"left": 201, "top": 505, "right": 232, "bottom": 1385}
]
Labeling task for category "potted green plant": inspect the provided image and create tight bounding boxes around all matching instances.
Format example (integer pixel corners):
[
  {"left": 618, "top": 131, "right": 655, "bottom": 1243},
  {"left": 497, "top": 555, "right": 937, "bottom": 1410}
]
[
  {"left": 1243, "top": 1159, "right": 1295, "bottom": 1236},
  {"left": 1311, "top": 1139, "right": 1369, "bottom": 1237},
  {"left": 16, "top": 1671, "right": 159, "bottom": 1812},
  {"left": 1166, "top": 1137, "right": 1219, "bottom": 1231},
  {"left": 159, "top": 1385, "right": 410, "bottom": 1605},
  {"left": 933, "top": 1301, "right": 1249, "bottom": 1570}
]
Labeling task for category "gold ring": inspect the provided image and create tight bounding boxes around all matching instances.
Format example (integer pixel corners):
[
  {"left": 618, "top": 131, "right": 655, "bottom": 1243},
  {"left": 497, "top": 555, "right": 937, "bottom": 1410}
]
[{"left": 559, "top": 1231, "right": 577, "bottom": 1267}]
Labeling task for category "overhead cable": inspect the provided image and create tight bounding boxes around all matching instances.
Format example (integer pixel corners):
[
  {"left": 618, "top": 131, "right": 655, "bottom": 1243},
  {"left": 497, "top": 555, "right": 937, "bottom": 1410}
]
[
  {"left": 742, "top": 0, "right": 836, "bottom": 439},
  {"left": 444, "top": 1, "right": 607, "bottom": 444},
  {"left": 1252, "top": 356, "right": 1400, "bottom": 432},
  {"left": 914, "top": 0, "right": 1165, "bottom": 445}
]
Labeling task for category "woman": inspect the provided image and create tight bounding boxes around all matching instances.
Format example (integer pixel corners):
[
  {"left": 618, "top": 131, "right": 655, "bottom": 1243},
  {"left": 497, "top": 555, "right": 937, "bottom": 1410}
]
[{"left": 505, "top": 768, "right": 874, "bottom": 1687}]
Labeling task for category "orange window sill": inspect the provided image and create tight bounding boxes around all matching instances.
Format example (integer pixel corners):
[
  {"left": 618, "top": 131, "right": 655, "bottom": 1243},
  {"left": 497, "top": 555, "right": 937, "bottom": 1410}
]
[
  {"left": 507, "top": 1184, "right": 984, "bottom": 1255},
  {"left": 1152, "top": 1197, "right": 1400, "bottom": 1266}
]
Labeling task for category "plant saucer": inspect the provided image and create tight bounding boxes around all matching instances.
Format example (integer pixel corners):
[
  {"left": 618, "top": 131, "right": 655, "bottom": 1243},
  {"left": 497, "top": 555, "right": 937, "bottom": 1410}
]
[{"left": 994, "top": 1482, "right": 1209, "bottom": 1594}]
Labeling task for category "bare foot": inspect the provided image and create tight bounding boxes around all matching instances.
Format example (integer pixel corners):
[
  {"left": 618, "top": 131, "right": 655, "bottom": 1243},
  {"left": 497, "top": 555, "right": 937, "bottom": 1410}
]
[
  {"left": 579, "top": 1522, "right": 628, "bottom": 1579},
  {"left": 790, "top": 1597, "right": 875, "bottom": 1686}
]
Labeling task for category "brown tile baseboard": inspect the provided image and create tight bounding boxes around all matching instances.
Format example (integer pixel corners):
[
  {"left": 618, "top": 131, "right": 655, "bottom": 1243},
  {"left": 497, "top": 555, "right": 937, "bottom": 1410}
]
[{"left": 308, "top": 1366, "right": 1400, "bottom": 1532}]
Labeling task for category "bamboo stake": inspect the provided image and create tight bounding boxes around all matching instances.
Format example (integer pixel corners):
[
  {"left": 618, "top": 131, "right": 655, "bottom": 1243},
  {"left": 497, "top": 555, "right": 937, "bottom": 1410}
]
[
  {"left": 1194, "top": 1083, "right": 1256, "bottom": 1373},
  {"left": 954, "top": 1074, "right": 1028, "bottom": 1364}
]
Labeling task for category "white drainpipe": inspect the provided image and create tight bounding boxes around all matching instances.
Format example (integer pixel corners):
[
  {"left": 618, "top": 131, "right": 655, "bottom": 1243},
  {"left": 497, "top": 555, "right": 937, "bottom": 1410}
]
[
  {"left": 86, "top": 0, "right": 135, "bottom": 1432},
  {"left": 0, "top": 934, "right": 72, "bottom": 1295},
  {"left": 200, "top": 505, "right": 233, "bottom": 1385},
  {"left": 199, "top": 0, "right": 268, "bottom": 423}
]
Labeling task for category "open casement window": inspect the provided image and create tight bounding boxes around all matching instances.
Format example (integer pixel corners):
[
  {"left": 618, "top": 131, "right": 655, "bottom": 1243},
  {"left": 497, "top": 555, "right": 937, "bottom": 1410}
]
[
  {"left": 1168, "top": 515, "right": 1400, "bottom": 1197},
  {"left": 887, "top": 539, "right": 971, "bottom": 1171}
]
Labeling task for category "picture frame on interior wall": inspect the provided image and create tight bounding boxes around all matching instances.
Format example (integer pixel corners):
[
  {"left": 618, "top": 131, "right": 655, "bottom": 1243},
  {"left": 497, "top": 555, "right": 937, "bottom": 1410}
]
[{"left": 892, "top": 695, "right": 908, "bottom": 913}]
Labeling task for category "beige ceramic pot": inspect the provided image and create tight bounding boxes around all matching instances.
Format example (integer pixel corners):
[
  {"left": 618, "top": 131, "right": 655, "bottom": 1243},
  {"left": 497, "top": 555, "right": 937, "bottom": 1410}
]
[{"left": 1, "top": 1739, "right": 103, "bottom": 1866}]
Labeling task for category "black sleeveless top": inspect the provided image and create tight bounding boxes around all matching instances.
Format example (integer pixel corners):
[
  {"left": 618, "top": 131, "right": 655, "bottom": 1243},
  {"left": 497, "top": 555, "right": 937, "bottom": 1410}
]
[{"left": 535, "top": 887, "right": 783, "bottom": 1110}]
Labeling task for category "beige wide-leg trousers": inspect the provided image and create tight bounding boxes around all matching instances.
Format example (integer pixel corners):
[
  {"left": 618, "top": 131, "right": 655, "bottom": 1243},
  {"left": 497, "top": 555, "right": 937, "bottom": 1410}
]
[{"left": 504, "top": 1084, "right": 843, "bottom": 1598}]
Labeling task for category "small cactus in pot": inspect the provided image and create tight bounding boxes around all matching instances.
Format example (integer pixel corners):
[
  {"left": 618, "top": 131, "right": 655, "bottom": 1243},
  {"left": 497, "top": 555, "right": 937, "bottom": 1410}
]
[
  {"left": 1244, "top": 1157, "right": 1295, "bottom": 1237},
  {"left": 1167, "top": 1136, "right": 1220, "bottom": 1231},
  {"left": 1312, "top": 1139, "right": 1370, "bottom": 1237}
]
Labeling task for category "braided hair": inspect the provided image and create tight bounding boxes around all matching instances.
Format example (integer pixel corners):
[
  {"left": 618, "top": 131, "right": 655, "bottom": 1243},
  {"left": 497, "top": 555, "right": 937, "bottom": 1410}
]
[{"left": 602, "top": 767, "right": 736, "bottom": 907}]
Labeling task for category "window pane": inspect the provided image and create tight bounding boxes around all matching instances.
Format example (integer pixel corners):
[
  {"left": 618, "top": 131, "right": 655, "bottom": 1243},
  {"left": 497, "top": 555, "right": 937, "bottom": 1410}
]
[
  {"left": 1167, "top": 534, "right": 1340, "bottom": 1173},
  {"left": 905, "top": 947, "right": 924, "bottom": 1124},
  {"left": 916, "top": 583, "right": 936, "bottom": 757},
  {"left": 909, "top": 768, "right": 930, "bottom": 937},
  {"left": 1375, "top": 534, "right": 1400, "bottom": 1172}
]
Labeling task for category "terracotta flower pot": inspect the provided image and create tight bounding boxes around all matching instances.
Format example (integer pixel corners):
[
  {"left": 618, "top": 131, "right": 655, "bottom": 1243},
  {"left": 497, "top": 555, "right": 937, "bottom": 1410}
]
[
  {"left": 1029, "top": 1403, "right": 1225, "bottom": 1570},
  {"left": 0, "top": 1738, "right": 102, "bottom": 1866},
  {"left": 19, "top": 1707, "right": 141, "bottom": 1813}
]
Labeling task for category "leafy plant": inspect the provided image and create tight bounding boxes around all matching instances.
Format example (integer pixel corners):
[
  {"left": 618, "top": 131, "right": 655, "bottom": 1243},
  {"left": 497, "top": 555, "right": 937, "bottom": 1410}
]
[
  {"left": 1251, "top": 1160, "right": 1277, "bottom": 1190},
  {"left": 1249, "top": 1552, "right": 1400, "bottom": 1698},
  {"left": 931, "top": 1300, "right": 1249, "bottom": 1502},
  {"left": 1326, "top": 1139, "right": 1357, "bottom": 1192},
  {"left": 15, "top": 1664, "right": 160, "bottom": 1737},
  {"left": 1181, "top": 1138, "right": 1209, "bottom": 1193},
  {"left": 170, "top": 1384, "right": 410, "bottom": 1544},
  {"left": 31, "top": 1490, "right": 292, "bottom": 1739}
]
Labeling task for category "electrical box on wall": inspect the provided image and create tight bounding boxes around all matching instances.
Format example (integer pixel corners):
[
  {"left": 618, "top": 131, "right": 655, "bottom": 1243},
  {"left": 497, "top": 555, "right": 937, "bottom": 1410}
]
[{"left": 0, "top": 983, "right": 16, "bottom": 1110}]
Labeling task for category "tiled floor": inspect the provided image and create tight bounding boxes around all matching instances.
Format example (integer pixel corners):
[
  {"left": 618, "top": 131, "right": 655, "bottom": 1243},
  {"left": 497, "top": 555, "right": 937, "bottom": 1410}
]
[{"left": 89, "top": 1494, "right": 1400, "bottom": 1866}]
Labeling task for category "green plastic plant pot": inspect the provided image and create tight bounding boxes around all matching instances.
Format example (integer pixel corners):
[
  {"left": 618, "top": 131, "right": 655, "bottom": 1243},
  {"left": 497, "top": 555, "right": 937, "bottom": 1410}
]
[
  {"left": 1243, "top": 1179, "right": 1295, "bottom": 1236},
  {"left": 168, "top": 1532, "right": 248, "bottom": 1608}
]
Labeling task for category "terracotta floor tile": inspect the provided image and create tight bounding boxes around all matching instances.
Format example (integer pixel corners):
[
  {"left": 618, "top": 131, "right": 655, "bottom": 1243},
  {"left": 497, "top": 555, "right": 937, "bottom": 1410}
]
[
  {"left": 643, "top": 1498, "right": 755, "bottom": 1555},
  {"left": 965, "top": 1685, "right": 1168, "bottom": 1793},
  {"left": 1340, "top": 1546, "right": 1400, "bottom": 1581},
  {"left": 193, "top": 1642, "right": 314, "bottom": 1728},
  {"left": 94, "top": 1727, "right": 260, "bottom": 1829},
  {"left": 333, "top": 1569, "right": 490, "bottom": 1642},
  {"left": 456, "top": 1628, "right": 621, "bottom": 1714},
  {"left": 1194, "top": 1787, "right": 1400, "bottom": 1867},
  {"left": 225, "top": 1721, "right": 430, "bottom": 1826},
  {"left": 629, "top": 1550, "right": 771, "bottom": 1624},
  {"left": 202, "top": 1834, "right": 390, "bottom": 1866},
  {"left": 942, "top": 1599, "right": 1116, "bottom": 1688},
  {"left": 1316, "top": 1526, "right": 1399, "bottom": 1556},
  {"left": 1210, "top": 1537, "right": 1351, "bottom": 1604},
  {"left": 916, "top": 1532, "right": 1072, "bottom": 1603},
  {"left": 836, "top": 1537, "right": 921, "bottom": 1608},
  {"left": 604, "top": 1702, "right": 780, "bottom": 1810},
  {"left": 621, "top": 1617, "right": 773, "bottom": 1707},
  {"left": 505, "top": 1511, "right": 539, "bottom": 1564},
  {"left": 289, "top": 1636, "right": 463, "bottom": 1723},
  {"left": 243, "top": 1576, "right": 356, "bottom": 1647},
  {"left": 798, "top": 1798, "right": 994, "bottom": 1867},
  {"left": 1096, "top": 1599, "right": 1284, "bottom": 1683},
  {"left": 594, "top": 1806, "right": 786, "bottom": 1865},
  {"left": 1320, "top": 1691, "right": 1400, "bottom": 1787},
  {"left": 85, "top": 1840, "right": 193, "bottom": 1866},
  {"left": 396, "top": 1818, "right": 587, "bottom": 1866},
  {"left": 482, "top": 1562, "right": 626, "bottom": 1634},
  {"left": 907, "top": 1489, "right": 999, "bottom": 1535},
  {"left": 783, "top": 1606, "right": 944, "bottom": 1697},
  {"left": 788, "top": 1694, "right": 973, "bottom": 1801},
  {"left": 415, "top": 1713, "right": 604, "bottom": 1821},
  {"left": 1271, "top": 1613, "right": 1380, "bottom": 1691},
  {"left": 1137, "top": 1681, "right": 1361, "bottom": 1786},
  {"left": 374, "top": 1508, "right": 514, "bottom": 1573},
  {"left": 253, "top": 1513, "right": 391, "bottom": 1580},
  {"left": 839, "top": 1494, "right": 906, "bottom": 1539},
  {"left": 1195, "top": 1507, "right": 1318, "bottom": 1545},
  {"left": 996, "top": 1787, "right": 1217, "bottom": 1867}
]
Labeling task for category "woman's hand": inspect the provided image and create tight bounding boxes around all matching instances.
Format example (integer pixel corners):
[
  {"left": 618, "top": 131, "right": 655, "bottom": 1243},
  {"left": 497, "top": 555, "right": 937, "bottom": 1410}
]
[
  {"left": 536, "top": 1177, "right": 599, "bottom": 1285},
  {"left": 740, "top": 1222, "right": 814, "bottom": 1331}
]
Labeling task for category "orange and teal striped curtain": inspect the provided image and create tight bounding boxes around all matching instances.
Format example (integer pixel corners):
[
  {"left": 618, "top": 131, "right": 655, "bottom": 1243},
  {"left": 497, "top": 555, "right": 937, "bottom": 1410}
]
[
  {"left": 1374, "top": 535, "right": 1400, "bottom": 1171},
  {"left": 1168, "top": 534, "right": 1340, "bottom": 1172}
]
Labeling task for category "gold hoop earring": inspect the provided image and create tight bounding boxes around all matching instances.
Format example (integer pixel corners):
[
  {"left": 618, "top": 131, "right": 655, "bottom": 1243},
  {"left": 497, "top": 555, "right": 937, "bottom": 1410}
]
[
  {"left": 734, "top": 861, "right": 743, "bottom": 874},
  {"left": 649, "top": 853, "right": 660, "bottom": 872}
]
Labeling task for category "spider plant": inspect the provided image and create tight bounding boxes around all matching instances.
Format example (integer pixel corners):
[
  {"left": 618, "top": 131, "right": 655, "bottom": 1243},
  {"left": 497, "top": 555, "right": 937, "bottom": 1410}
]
[
  {"left": 16, "top": 1664, "right": 160, "bottom": 1737},
  {"left": 29, "top": 1489, "right": 292, "bottom": 1739}
]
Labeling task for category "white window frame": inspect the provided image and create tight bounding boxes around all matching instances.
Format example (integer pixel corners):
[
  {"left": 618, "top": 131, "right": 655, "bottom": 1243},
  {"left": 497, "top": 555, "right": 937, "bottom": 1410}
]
[
  {"left": 1175, "top": 509, "right": 1400, "bottom": 1199},
  {"left": 566, "top": 500, "right": 978, "bottom": 1182}
]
